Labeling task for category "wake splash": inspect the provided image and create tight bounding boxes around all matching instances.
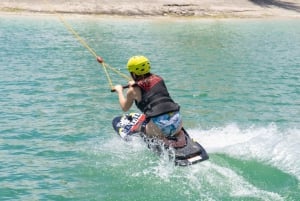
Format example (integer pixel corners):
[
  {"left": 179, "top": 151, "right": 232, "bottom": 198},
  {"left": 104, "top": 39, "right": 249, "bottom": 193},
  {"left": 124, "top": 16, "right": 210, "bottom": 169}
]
[
  {"left": 90, "top": 124, "right": 299, "bottom": 200},
  {"left": 189, "top": 123, "right": 300, "bottom": 181}
]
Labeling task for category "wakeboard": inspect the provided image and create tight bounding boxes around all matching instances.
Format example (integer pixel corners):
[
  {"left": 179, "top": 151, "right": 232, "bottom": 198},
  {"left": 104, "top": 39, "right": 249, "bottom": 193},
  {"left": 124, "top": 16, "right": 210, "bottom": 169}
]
[{"left": 112, "top": 113, "right": 209, "bottom": 166}]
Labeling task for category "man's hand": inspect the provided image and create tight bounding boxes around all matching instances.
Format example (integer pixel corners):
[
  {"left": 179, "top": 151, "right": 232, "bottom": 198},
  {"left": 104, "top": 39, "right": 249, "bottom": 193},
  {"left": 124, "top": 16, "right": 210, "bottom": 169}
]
[
  {"left": 114, "top": 85, "right": 123, "bottom": 93},
  {"left": 128, "top": 80, "right": 136, "bottom": 87}
]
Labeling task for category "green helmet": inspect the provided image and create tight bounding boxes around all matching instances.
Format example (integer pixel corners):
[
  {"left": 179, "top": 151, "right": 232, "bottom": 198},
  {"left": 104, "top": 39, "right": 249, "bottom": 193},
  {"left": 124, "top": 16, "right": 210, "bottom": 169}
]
[{"left": 127, "top": 56, "right": 151, "bottom": 76}]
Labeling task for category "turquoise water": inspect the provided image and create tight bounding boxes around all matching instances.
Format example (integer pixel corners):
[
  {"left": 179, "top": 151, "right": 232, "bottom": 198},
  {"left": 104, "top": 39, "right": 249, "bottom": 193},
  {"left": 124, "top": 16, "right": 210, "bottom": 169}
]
[{"left": 1, "top": 15, "right": 299, "bottom": 200}]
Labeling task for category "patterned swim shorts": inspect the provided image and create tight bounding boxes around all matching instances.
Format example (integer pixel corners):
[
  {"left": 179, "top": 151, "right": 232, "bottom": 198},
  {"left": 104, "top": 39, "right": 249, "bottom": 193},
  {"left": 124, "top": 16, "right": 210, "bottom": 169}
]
[{"left": 151, "top": 111, "right": 182, "bottom": 137}]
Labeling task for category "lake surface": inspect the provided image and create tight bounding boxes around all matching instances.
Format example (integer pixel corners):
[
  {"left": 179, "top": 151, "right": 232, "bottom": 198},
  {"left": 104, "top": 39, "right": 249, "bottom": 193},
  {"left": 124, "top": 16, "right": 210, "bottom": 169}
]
[{"left": 0, "top": 15, "right": 299, "bottom": 200}]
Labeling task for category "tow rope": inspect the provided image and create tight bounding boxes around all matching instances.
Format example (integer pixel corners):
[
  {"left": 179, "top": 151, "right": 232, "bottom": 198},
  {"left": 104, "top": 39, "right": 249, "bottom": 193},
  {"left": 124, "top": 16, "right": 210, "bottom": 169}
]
[{"left": 43, "top": 0, "right": 131, "bottom": 91}]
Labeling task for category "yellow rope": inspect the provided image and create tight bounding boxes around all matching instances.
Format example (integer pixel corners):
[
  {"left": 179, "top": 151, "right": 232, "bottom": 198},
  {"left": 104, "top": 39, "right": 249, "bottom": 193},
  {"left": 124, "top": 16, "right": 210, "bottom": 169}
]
[
  {"left": 104, "top": 63, "right": 131, "bottom": 81},
  {"left": 43, "top": 0, "right": 130, "bottom": 89},
  {"left": 56, "top": 16, "right": 97, "bottom": 58}
]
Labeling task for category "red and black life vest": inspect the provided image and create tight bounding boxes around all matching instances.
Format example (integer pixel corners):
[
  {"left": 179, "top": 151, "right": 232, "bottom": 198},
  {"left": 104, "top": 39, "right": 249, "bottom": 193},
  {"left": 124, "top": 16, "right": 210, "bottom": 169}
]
[{"left": 135, "top": 74, "right": 180, "bottom": 118}]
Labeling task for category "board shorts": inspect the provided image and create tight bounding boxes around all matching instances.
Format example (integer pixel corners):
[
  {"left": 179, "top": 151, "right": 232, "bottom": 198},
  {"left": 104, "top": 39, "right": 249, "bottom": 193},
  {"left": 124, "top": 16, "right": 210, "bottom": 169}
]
[{"left": 151, "top": 111, "right": 182, "bottom": 137}]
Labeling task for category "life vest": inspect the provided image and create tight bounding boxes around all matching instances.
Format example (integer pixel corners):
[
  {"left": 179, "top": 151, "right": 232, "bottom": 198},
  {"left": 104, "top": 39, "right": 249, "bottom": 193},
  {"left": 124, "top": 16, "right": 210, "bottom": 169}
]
[{"left": 135, "top": 74, "right": 180, "bottom": 118}]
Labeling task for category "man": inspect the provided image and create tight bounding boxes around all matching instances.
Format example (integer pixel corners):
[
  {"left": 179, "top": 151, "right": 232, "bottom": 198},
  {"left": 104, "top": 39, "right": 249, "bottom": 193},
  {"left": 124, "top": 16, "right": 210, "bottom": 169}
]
[{"left": 100, "top": 55, "right": 186, "bottom": 147}]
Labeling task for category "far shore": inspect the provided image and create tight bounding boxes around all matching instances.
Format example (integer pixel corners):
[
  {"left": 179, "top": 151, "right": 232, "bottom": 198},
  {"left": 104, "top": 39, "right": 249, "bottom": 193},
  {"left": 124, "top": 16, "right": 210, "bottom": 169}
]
[{"left": 1, "top": 0, "right": 300, "bottom": 18}]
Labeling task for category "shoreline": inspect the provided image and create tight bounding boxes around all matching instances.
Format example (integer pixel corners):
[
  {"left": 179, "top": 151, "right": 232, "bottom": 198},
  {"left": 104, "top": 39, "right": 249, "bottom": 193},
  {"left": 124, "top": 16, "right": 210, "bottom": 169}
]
[{"left": 1, "top": 0, "right": 300, "bottom": 18}]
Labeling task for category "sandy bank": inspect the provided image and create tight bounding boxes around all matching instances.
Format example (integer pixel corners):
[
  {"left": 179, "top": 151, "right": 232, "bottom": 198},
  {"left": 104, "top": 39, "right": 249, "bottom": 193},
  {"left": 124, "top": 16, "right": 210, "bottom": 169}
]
[{"left": 1, "top": 0, "right": 300, "bottom": 18}]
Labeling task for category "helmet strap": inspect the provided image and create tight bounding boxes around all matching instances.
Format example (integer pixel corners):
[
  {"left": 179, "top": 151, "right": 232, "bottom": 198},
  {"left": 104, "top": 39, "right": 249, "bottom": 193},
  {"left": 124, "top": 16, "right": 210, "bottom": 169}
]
[{"left": 130, "top": 72, "right": 137, "bottom": 81}]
